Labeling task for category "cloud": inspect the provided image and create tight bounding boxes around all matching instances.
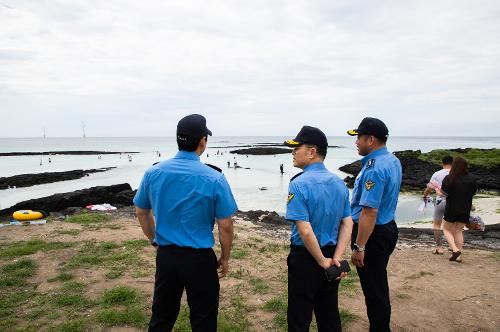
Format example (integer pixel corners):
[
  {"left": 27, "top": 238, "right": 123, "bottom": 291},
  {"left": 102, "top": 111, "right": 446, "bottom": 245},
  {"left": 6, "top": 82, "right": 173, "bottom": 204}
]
[{"left": 0, "top": 0, "right": 499, "bottom": 137}]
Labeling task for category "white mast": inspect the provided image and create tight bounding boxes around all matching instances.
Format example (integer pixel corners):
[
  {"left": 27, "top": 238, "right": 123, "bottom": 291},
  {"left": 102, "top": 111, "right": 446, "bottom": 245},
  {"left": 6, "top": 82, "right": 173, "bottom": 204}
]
[{"left": 82, "top": 121, "right": 86, "bottom": 138}]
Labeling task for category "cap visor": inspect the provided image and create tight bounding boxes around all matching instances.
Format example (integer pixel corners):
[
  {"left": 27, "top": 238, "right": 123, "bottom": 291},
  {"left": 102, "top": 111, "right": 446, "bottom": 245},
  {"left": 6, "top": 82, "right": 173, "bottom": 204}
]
[
  {"left": 284, "top": 139, "right": 301, "bottom": 147},
  {"left": 347, "top": 129, "right": 359, "bottom": 136},
  {"left": 206, "top": 128, "right": 212, "bottom": 136}
]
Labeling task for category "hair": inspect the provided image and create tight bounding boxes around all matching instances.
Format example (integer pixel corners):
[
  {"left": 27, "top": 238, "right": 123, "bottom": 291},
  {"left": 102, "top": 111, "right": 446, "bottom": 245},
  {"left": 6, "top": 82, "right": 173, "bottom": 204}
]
[
  {"left": 177, "top": 135, "right": 205, "bottom": 152},
  {"left": 375, "top": 136, "right": 388, "bottom": 144},
  {"left": 306, "top": 144, "right": 327, "bottom": 159},
  {"left": 447, "top": 156, "right": 469, "bottom": 184},
  {"left": 442, "top": 156, "right": 453, "bottom": 165}
]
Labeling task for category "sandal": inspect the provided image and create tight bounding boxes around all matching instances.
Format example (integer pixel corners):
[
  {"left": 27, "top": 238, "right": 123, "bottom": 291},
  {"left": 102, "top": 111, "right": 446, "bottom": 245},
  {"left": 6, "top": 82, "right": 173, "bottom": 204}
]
[
  {"left": 433, "top": 249, "right": 444, "bottom": 255},
  {"left": 449, "top": 251, "right": 462, "bottom": 262}
]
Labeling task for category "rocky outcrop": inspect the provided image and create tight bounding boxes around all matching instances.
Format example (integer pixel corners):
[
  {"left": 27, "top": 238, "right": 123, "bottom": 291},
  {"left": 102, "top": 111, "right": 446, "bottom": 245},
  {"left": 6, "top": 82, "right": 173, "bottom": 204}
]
[
  {"left": 339, "top": 150, "right": 500, "bottom": 191},
  {"left": 399, "top": 224, "right": 500, "bottom": 250},
  {"left": 236, "top": 210, "right": 287, "bottom": 225},
  {"left": 230, "top": 147, "right": 293, "bottom": 155},
  {"left": 0, "top": 168, "right": 116, "bottom": 189},
  {"left": 0, "top": 183, "right": 136, "bottom": 217},
  {"left": 0, "top": 151, "right": 138, "bottom": 156}
]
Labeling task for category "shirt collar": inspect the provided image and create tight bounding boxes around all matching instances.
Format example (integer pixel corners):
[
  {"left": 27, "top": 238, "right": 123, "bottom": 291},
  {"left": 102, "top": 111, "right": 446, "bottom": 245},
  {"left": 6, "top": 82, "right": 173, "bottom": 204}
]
[
  {"left": 303, "top": 162, "right": 326, "bottom": 172},
  {"left": 174, "top": 150, "right": 200, "bottom": 161},
  {"left": 361, "top": 146, "right": 389, "bottom": 165}
]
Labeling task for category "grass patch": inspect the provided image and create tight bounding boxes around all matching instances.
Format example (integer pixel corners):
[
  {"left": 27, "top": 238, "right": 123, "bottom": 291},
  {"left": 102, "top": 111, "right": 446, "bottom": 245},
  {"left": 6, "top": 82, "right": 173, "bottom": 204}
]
[
  {"left": 173, "top": 305, "right": 191, "bottom": 331},
  {"left": 64, "top": 213, "right": 112, "bottom": 225},
  {"left": 54, "top": 229, "right": 82, "bottom": 236},
  {"left": 123, "top": 239, "right": 150, "bottom": 249},
  {"left": 339, "top": 265, "right": 360, "bottom": 296},
  {"left": 418, "top": 148, "right": 500, "bottom": 169},
  {"left": 48, "top": 272, "right": 74, "bottom": 283},
  {"left": 249, "top": 277, "right": 270, "bottom": 294},
  {"left": 105, "top": 267, "right": 125, "bottom": 280},
  {"left": 53, "top": 318, "right": 87, "bottom": 332},
  {"left": 0, "top": 258, "right": 38, "bottom": 287},
  {"left": 218, "top": 286, "right": 250, "bottom": 331},
  {"left": 259, "top": 243, "right": 282, "bottom": 253},
  {"left": 65, "top": 240, "right": 141, "bottom": 270},
  {"left": 101, "top": 285, "right": 140, "bottom": 305},
  {"left": 263, "top": 294, "right": 287, "bottom": 330},
  {"left": 396, "top": 292, "right": 412, "bottom": 299},
  {"left": 95, "top": 307, "right": 148, "bottom": 327},
  {"left": 232, "top": 248, "right": 250, "bottom": 260},
  {"left": 406, "top": 271, "right": 434, "bottom": 279},
  {"left": 0, "top": 290, "right": 37, "bottom": 316},
  {"left": 489, "top": 252, "right": 500, "bottom": 261},
  {"left": 0, "top": 239, "right": 73, "bottom": 258},
  {"left": 228, "top": 266, "right": 250, "bottom": 279},
  {"left": 339, "top": 309, "right": 357, "bottom": 324}
]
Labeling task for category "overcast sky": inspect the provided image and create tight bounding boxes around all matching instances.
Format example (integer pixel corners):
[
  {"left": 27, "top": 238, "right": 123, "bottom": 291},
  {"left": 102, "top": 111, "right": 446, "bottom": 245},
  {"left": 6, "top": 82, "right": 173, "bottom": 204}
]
[{"left": 1, "top": 0, "right": 499, "bottom": 137}]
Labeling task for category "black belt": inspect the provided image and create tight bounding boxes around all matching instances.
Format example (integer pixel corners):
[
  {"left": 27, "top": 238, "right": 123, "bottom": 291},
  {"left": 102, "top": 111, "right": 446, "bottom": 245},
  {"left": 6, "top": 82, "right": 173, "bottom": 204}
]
[
  {"left": 158, "top": 244, "right": 213, "bottom": 253},
  {"left": 290, "top": 244, "right": 335, "bottom": 251}
]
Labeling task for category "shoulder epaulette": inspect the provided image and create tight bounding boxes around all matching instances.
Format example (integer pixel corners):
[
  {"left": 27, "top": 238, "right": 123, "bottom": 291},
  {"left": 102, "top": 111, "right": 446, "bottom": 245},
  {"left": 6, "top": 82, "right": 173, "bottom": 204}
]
[
  {"left": 290, "top": 172, "right": 304, "bottom": 182},
  {"left": 205, "top": 163, "right": 222, "bottom": 173}
]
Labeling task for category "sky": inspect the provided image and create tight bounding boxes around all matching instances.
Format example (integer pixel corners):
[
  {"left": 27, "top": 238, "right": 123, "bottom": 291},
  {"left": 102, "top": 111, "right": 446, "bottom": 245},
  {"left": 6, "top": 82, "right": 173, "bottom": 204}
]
[{"left": 1, "top": 0, "right": 499, "bottom": 137}]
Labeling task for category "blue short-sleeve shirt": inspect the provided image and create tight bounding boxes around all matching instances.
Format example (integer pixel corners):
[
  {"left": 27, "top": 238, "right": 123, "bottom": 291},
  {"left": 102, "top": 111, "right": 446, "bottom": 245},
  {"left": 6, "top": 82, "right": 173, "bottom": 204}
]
[
  {"left": 133, "top": 151, "right": 238, "bottom": 248},
  {"left": 350, "top": 147, "right": 402, "bottom": 225},
  {"left": 285, "top": 162, "right": 351, "bottom": 246}
]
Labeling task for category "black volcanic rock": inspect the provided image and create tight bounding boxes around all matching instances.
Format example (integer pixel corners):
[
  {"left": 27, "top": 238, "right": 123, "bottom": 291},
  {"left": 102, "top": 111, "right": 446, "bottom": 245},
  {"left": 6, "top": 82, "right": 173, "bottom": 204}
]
[
  {"left": 0, "top": 183, "right": 136, "bottom": 217},
  {"left": 399, "top": 223, "right": 500, "bottom": 250},
  {"left": 230, "top": 147, "right": 292, "bottom": 155},
  {"left": 338, "top": 149, "right": 500, "bottom": 191},
  {"left": 0, "top": 168, "right": 116, "bottom": 189}
]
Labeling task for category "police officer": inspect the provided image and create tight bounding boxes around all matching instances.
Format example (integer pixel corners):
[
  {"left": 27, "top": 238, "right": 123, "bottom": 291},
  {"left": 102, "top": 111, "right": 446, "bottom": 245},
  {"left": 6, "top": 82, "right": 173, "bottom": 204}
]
[
  {"left": 134, "top": 114, "right": 238, "bottom": 332},
  {"left": 284, "top": 126, "right": 353, "bottom": 332},
  {"left": 347, "top": 117, "right": 402, "bottom": 332}
]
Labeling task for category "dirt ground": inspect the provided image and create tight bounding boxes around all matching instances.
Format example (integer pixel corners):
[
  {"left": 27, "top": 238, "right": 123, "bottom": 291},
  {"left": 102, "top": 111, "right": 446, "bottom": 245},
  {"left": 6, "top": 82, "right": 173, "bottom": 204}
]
[{"left": 0, "top": 214, "right": 499, "bottom": 332}]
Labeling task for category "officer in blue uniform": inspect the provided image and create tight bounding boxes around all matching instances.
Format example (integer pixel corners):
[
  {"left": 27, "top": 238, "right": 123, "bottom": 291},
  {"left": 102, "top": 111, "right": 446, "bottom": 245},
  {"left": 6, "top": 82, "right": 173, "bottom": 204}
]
[
  {"left": 284, "top": 126, "right": 353, "bottom": 332},
  {"left": 134, "top": 114, "right": 238, "bottom": 332},
  {"left": 347, "top": 117, "right": 402, "bottom": 332}
]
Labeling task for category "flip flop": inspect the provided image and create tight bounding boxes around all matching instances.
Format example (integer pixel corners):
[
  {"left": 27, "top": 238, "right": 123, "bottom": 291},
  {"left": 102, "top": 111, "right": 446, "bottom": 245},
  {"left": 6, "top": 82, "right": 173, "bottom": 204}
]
[{"left": 449, "top": 251, "right": 462, "bottom": 262}]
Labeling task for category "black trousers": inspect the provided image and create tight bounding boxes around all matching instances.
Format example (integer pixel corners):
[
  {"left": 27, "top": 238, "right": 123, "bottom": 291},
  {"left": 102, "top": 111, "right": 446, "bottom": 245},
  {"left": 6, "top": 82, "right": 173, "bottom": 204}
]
[
  {"left": 287, "top": 245, "right": 341, "bottom": 332},
  {"left": 148, "top": 245, "right": 219, "bottom": 332},
  {"left": 351, "top": 221, "right": 398, "bottom": 332}
]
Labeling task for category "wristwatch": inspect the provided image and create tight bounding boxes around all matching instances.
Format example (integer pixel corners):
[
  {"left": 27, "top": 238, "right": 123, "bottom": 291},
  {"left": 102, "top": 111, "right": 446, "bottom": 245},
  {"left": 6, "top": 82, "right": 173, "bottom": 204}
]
[{"left": 353, "top": 243, "right": 365, "bottom": 252}]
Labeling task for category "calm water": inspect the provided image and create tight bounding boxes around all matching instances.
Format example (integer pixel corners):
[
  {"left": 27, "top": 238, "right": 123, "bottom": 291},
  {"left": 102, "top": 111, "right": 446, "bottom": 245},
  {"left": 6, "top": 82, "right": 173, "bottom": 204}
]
[{"left": 1, "top": 136, "right": 499, "bottom": 223}]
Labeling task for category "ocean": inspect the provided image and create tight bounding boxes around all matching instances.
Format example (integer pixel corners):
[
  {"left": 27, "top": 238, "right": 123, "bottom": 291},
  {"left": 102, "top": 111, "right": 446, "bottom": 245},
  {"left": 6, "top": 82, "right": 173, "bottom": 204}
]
[{"left": 1, "top": 136, "right": 499, "bottom": 224}]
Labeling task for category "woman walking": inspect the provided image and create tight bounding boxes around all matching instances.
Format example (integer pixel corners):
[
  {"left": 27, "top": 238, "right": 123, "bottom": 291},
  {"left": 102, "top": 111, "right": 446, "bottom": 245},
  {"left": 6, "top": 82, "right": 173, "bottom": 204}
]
[{"left": 441, "top": 157, "right": 477, "bottom": 262}]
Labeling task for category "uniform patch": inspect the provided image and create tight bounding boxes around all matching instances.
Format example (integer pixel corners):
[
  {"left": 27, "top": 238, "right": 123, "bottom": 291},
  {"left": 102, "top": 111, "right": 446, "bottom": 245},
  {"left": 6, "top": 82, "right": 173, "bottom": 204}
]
[
  {"left": 366, "top": 159, "right": 375, "bottom": 168},
  {"left": 287, "top": 193, "right": 295, "bottom": 204},
  {"left": 365, "top": 180, "right": 375, "bottom": 190}
]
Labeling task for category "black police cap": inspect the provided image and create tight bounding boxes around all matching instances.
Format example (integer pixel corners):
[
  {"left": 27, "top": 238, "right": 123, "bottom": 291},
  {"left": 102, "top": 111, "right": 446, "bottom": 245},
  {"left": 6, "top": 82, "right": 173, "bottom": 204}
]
[
  {"left": 284, "top": 126, "right": 328, "bottom": 148},
  {"left": 177, "top": 114, "right": 212, "bottom": 142},
  {"left": 347, "top": 117, "right": 388, "bottom": 139}
]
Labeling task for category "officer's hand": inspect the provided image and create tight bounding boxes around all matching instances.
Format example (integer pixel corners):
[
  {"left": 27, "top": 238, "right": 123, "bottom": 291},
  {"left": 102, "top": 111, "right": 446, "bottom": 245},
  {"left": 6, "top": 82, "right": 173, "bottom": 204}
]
[
  {"left": 217, "top": 257, "right": 229, "bottom": 278},
  {"left": 351, "top": 250, "right": 364, "bottom": 268},
  {"left": 320, "top": 257, "right": 333, "bottom": 270},
  {"left": 332, "top": 258, "right": 348, "bottom": 280}
]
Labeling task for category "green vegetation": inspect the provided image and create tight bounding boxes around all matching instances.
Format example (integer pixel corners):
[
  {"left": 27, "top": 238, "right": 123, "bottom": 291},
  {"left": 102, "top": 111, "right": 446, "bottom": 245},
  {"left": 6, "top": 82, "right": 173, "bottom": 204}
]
[
  {"left": 48, "top": 272, "right": 74, "bottom": 283},
  {"left": 0, "top": 239, "right": 73, "bottom": 258},
  {"left": 53, "top": 318, "right": 87, "bottom": 332},
  {"left": 228, "top": 266, "right": 250, "bottom": 279},
  {"left": 54, "top": 229, "right": 82, "bottom": 236},
  {"left": 396, "top": 292, "right": 412, "bottom": 299},
  {"left": 218, "top": 286, "right": 250, "bottom": 331},
  {"left": 259, "top": 243, "right": 282, "bottom": 253},
  {"left": 418, "top": 148, "right": 500, "bottom": 169},
  {"left": 102, "top": 285, "right": 139, "bottom": 305},
  {"left": 0, "top": 258, "right": 37, "bottom": 287},
  {"left": 263, "top": 294, "right": 288, "bottom": 330},
  {"left": 232, "top": 248, "right": 250, "bottom": 259},
  {"left": 64, "top": 212, "right": 112, "bottom": 225},
  {"left": 406, "top": 271, "right": 434, "bottom": 280},
  {"left": 249, "top": 277, "right": 270, "bottom": 294},
  {"left": 339, "top": 264, "right": 360, "bottom": 296},
  {"left": 95, "top": 307, "right": 148, "bottom": 327}
]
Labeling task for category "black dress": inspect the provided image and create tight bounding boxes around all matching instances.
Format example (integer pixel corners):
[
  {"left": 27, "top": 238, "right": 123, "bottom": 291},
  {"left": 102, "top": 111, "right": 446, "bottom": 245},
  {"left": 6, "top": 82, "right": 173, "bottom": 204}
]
[{"left": 441, "top": 174, "right": 477, "bottom": 223}]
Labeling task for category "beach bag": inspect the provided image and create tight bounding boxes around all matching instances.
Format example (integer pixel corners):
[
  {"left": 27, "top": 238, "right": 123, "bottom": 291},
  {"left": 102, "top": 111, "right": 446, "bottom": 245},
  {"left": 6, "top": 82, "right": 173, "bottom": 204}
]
[{"left": 466, "top": 215, "right": 485, "bottom": 231}]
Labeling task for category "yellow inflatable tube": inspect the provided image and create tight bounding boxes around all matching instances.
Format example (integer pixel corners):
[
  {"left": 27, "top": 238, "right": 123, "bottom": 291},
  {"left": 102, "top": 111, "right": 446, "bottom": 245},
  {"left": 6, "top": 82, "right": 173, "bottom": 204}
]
[{"left": 12, "top": 210, "right": 46, "bottom": 221}]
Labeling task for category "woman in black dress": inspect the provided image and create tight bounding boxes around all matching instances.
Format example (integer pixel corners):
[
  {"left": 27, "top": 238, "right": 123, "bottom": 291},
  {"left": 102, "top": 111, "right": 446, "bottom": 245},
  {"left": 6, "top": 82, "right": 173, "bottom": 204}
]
[{"left": 441, "top": 157, "right": 477, "bottom": 262}]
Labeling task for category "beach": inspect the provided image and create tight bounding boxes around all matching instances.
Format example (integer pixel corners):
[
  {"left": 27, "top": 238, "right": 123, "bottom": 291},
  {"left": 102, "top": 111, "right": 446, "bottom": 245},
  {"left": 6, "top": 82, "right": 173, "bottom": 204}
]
[{"left": 0, "top": 208, "right": 499, "bottom": 331}]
